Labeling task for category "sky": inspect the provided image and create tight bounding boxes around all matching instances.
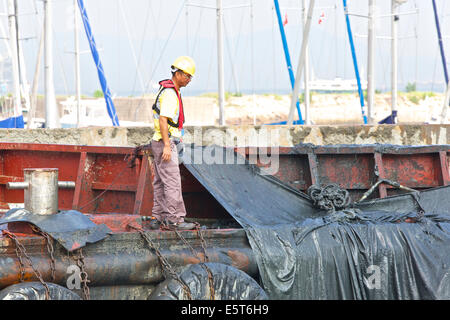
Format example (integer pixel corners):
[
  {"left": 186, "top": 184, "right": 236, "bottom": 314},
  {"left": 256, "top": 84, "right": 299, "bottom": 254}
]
[{"left": 2, "top": 0, "right": 450, "bottom": 97}]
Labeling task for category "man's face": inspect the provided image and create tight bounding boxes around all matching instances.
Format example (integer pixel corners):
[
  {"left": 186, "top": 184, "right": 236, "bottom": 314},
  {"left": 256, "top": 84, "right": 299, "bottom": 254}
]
[{"left": 175, "top": 70, "right": 192, "bottom": 88}]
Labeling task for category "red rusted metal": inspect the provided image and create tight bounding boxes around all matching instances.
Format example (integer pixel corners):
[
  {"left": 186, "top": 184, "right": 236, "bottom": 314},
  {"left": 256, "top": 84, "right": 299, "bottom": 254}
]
[
  {"left": 0, "top": 142, "right": 448, "bottom": 299},
  {"left": 237, "top": 144, "right": 450, "bottom": 201},
  {"left": 0, "top": 143, "right": 447, "bottom": 216},
  {"left": 374, "top": 152, "right": 387, "bottom": 198}
]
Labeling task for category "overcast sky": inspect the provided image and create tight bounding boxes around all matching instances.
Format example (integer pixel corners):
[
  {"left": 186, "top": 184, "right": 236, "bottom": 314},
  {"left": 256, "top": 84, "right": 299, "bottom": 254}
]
[{"left": 3, "top": 0, "right": 450, "bottom": 96}]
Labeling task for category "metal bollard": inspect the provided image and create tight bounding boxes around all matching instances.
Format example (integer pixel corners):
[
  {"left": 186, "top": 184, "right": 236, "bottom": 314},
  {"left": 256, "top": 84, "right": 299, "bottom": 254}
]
[{"left": 7, "top": 168, "right": 75, "bottom": 215}]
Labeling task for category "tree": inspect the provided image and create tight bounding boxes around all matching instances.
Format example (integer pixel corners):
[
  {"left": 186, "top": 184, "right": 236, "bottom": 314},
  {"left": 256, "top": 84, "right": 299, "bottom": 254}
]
[{"left": 405, "top": 82, "right": 416, "bottom": 93}]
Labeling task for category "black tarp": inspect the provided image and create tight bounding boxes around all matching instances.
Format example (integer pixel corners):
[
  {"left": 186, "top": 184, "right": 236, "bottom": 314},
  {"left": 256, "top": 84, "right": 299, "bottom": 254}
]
[
  {"left": 0, "top": 209, "right": 111, "bottom": 251},
  {"left": 182, "top": 145, "right": 450, "bottom": 300}
]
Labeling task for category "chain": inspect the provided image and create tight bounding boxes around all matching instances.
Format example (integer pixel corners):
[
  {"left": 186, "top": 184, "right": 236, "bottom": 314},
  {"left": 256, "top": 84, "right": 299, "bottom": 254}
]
[
  {"left": 195, "top": 226, "right": 215, "bottom": 299},
  {"left": 129, "top": 225, "right": 192, "bottom": 300},
  {"left": 72, "top": 248, "right": 90, "bottom": 300},
  {"left": 196, "top": 225, "right": 210, "bottom": 263},
  {"left": 2, "top": 230, "right": 51, "bottom": 300},
  {"left": 31, "top": 226, "right": 56, "bottom": 282},
  {"left": 173, "top": 226, "right": 215, "bottom": 300}
]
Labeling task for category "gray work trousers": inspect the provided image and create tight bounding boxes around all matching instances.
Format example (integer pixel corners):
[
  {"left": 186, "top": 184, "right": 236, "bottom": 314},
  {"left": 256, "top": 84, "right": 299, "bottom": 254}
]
[{"left": 151, "top": 139, "right": 187, "bottom": 224}]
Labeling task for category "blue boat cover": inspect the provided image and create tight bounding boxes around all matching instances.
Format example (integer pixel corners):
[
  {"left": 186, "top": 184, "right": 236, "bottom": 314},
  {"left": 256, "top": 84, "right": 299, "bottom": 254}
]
[{"left": 0, "top": 115, "right": 24, "bottom": 128}]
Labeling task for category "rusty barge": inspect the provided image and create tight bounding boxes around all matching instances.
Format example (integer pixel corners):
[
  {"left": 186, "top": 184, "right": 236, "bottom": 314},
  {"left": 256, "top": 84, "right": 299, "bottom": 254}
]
[{"left": 0, "top": 142, "right": 449, "bottom": 300}]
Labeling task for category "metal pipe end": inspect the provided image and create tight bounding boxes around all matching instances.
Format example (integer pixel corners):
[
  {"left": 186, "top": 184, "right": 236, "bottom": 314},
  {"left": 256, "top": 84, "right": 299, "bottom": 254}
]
[{"left": 7, "top": 182, "right": 29, "bottom": 190}]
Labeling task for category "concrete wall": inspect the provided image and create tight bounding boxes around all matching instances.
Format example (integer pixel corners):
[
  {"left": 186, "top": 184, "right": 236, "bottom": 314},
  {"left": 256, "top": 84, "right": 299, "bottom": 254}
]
[{"left": 0, "top": 125, "right": 448, "bottom": 147}]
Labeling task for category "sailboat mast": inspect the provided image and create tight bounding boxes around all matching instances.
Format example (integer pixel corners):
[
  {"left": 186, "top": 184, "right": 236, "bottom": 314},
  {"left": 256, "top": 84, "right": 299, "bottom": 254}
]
[
  {"left": 44, "top": 0, "right": 59, "bottom": 128},
  {"left": 287, "top": 0, "right": 314, "bottom": 126},
  {"left": 7, "top": 0, "right": 21, "bottom": 120},
  {"left": 74, "top": 0, "right": 81, "bottom": 128},
  {"left": 367, "top": 0, "right": 375, "bottom": 124},
  {"left": 217, "top": 0, "right": 225, "bottom": 126},
  {"left": 302, "top": 0, "right": 310, "bottom": 125},
  {"left": 391, "top": 0, "right": 399, "bottom": 123}
]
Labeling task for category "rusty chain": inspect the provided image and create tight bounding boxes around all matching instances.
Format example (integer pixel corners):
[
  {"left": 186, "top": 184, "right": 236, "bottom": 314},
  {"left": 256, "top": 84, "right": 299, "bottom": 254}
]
[
  {"left": 129, "top": 225, "right": 192, "bottom": 300},
  {"left": 195, "top": 226, "right": 215, "bottom": 299},
  {"left": 173, "top": 226, "right": 215, "bottom": 300},
  {"left": 31, "top": 226, "right": 56, "bottom": 282},
  {"left": 2, "top": 230, "right": 51, "bottom": 300},
  {"left": 72, "top": 248, "right": 90, "bottom": 300},
  {"left": 196, "top": 225, "right": 210, "bottom": 263}
]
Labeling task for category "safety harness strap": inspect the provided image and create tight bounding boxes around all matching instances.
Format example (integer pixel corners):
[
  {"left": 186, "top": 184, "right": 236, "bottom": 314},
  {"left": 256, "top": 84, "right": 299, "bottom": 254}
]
[{"left": 152, "top": 79, "right": 184, "bottom": 129}]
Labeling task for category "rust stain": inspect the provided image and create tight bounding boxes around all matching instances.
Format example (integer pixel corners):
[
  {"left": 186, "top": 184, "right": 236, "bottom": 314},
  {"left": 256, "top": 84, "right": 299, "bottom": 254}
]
[
  {"left": 183, "top": 255, "right": 202, "bottom": 265},
  {"left": 228, "top": 250, "right": 249, "bottom": 271}
]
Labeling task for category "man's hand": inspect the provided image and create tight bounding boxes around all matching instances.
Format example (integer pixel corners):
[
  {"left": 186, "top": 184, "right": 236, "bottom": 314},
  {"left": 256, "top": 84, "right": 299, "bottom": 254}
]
[{"left": 162, "top": 144, "right": 171, "bottom": 162}]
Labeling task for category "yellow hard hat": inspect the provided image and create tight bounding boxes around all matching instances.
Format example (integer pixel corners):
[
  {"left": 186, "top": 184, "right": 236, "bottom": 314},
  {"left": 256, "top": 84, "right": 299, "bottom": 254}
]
[{"left": 172, "top": 56, "right": 196, "bottom": 77}]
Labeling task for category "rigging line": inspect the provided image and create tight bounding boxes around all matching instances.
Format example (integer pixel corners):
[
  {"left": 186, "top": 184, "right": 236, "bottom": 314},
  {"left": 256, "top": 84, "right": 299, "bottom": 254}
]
[
  {"left": 134, "top": 0, "right": 186, "bottom": 116},
  {"left": 431, "top": 0, "right": 447, "bottom": 92},
  {"left": 293, "top": 3, "right": 302, "bottom": 68},
  {"left": 147, "top": 0, "right": 165, "bottom": 93},
  {"left": 51, "top": 21, "right": 69, "bottom": 95},
  {"left": 186, "top": 2, "right": 189, "bottom": 55},
  {"left": 272, "top": 3, "right": 276, "bottom": 93},
  {"left": 241, "top": 6, "right": 253, "bottom": 93},
  {"left": 116, "top": 0, "right": 120, "bottom": 94},
  {"left": 377, "top": 37, "right": 387, "bottom": 92},
  {"left": 205, "top": 21, "right": 216, "bottom": 93},
  {"left": 224, "top": 7, "right": 245, "bottom": 93},
  {"left": 130, "top": 0, "right": 151, "bottom": 97},
  {"left": 325, "top": 13, "right": 334, "bottom": 80},
  {"left": 250, "top": 0, "right": 255, "bottom": 124},
  {"left": 414, "top": 0, "right": 418, "bottom": 85},
  {"left": 223, "top": 18, "right": 237, "bottom": 93},
  {"left": 147, "top": 0, "right": 187, "bottom": 89},
  {"left": 250, "top": 0, "right": 254, "bottom": 95},
  {"left": 118, "top": 0, "right": 146, "bottom": 93},
  {"left": 190, "top": 0, "right": 205, "bottom": 57},
  {"left": 398, "top": 4, "right": 413, "bottom": 90}
]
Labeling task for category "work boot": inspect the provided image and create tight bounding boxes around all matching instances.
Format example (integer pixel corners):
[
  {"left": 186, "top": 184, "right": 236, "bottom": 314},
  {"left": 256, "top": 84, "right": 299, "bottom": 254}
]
[
  {"left": 172, "top": 221, "right": 196, "bottom": 230},
  {"left": 149, "top": 219, "right": 161, "bottom": 230}
]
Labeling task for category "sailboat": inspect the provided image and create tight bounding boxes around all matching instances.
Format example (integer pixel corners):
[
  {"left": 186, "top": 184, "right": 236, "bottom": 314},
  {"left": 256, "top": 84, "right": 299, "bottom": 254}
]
[{"left": 0, "top": 0, "right": 26, "bottom": 128}]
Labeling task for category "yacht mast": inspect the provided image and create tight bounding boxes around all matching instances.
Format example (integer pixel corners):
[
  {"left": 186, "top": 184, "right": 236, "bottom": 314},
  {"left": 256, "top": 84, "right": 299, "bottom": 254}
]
[{"left": 44, "top": 0, "right": 59, "bottom": 128}]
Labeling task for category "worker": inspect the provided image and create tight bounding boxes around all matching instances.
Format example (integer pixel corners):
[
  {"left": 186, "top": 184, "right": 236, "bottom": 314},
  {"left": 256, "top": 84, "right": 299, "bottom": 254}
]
[{"left": 149, "top": 56, "right": 196, "bottom": 231}]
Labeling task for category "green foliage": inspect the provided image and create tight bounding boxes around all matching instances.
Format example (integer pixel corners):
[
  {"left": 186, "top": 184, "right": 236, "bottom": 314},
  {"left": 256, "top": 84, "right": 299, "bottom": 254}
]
[
  {"left": 225, "top": 91, "right": 242, "bottom": 101},
  {"left": 273, "top": 94, "right": 283, "bottom": 101},
  {"left": 408, "top": 94, "right": 420, "bottom": 104},
  {"left": 93, "top": 90, "right": 104, "bottom": 98},
  {"left": 405, "top": 82, "right": 416, "bottom": 93},
  {"left": 298, "top": 92, "right": 313, "bottom": 104},
  {"left": 199, "top": 92, "right": 218, "bottom": 99},
  {"left": 406, "top": 91, "right": 435, "bottom": 104}
]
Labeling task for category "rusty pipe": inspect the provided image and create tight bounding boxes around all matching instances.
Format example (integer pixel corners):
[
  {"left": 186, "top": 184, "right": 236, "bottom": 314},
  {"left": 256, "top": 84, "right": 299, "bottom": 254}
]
[{"left": 0, "top": 246, "right": 258, "bottom": 290}]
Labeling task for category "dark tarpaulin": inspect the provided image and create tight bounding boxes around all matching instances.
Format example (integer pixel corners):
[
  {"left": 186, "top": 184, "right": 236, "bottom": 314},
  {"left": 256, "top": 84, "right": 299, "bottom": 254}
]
[
  {"left": 182, "top": 145, "right": 323, "bottom": 228},
  {"left": 182, "top": 145, "right": 450, "bottom": 300},
  {"left": 0, "top": 209, "right": 111, "bottom": 251}
]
